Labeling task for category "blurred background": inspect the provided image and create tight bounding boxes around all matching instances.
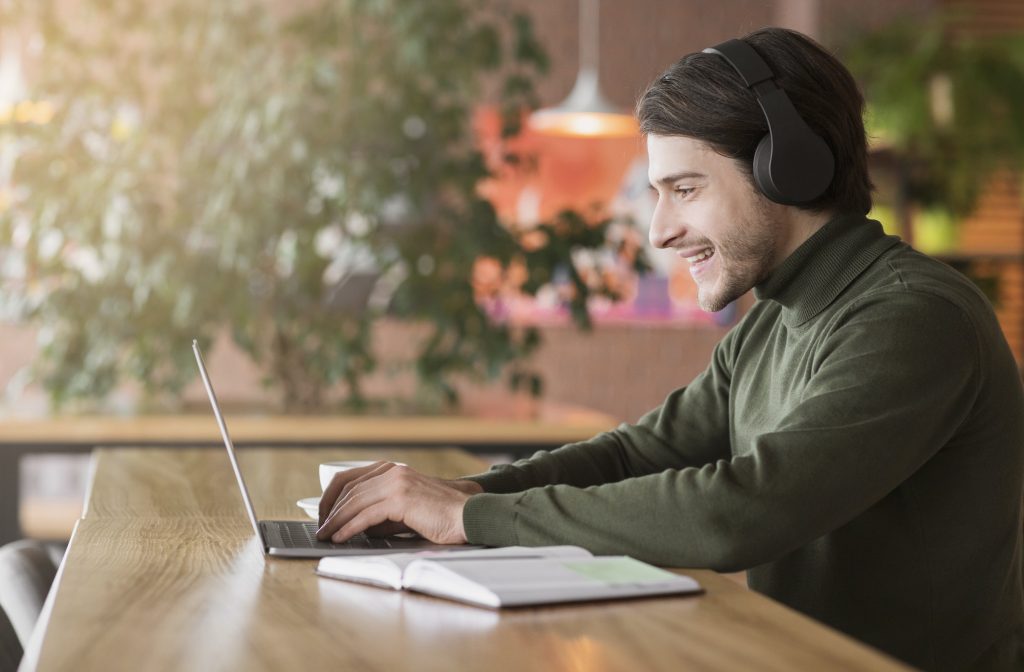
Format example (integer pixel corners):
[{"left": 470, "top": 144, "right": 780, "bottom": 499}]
[{"left": 1, "top": 0, "right": 1024, "bottom": 541}]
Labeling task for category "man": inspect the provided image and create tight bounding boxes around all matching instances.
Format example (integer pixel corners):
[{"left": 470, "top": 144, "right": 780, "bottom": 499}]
[{"left": 317, "top": 27, "right": 1024, "bottom": 671}]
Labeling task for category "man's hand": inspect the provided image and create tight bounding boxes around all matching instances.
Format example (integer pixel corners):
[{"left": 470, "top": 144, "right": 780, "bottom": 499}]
[{"left": 316, "top": 461, "right": 483, "bottom": 545}]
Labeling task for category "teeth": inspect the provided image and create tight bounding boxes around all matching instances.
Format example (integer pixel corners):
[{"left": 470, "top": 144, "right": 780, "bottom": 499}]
[{"left": 685, "top": 248, "right": 713, "bottom": 263}]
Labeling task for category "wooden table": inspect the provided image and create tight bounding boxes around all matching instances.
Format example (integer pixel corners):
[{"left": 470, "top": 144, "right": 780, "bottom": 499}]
[
  {"left": 0, "top": 406, "right": 617, "bottom": 449},
  {"left": 20, "top": 447, "right": 912, "bottom": 671},
  {"left": 0, "top": 407, "right": 618, "bottom": 544}
]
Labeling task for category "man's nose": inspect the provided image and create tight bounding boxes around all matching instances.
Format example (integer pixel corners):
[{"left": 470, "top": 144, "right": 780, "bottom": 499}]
[{"left": 648, "top": 200, "right": 682, "bottom": 249}]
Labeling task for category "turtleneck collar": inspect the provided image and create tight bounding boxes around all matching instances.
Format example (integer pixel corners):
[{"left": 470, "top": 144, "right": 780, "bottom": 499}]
[{"left": 753, "top": 212, "right": 900, "bottom": 327}]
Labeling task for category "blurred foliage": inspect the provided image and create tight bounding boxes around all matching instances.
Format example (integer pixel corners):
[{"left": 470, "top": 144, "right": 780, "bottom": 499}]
[
  {"left": 840, "top": 13, "right": 1024, "bottom": 217},
  {"left": 0, "top": 0, "right": 644, "bottom": 412}
]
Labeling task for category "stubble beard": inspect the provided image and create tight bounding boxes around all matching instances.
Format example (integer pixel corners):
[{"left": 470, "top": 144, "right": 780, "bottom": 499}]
[{"left": 697, "top": 204, "right": 779, "bottom": 313}]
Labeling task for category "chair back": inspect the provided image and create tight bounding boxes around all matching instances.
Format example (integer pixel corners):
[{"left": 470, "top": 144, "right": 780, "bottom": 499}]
[
  {"left": 0, "top": 541, "right": 59, "bottom": 650},
  {"left": 0, "top": 607, "right": 20, "bottom": 672}
]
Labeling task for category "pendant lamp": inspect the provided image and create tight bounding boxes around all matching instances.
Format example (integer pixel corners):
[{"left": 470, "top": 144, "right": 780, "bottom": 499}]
[{"left": 529, "top": 0, "right": 637, "bottom": 138}]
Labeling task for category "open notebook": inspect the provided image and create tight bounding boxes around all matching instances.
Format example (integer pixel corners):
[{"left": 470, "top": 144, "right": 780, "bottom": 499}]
[{"left": 315, "top": 546, "right": 702, "bottom": 609}]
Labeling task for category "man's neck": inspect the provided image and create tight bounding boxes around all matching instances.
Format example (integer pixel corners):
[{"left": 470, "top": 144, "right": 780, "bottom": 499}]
[{"left": 771, "top": 208, "right": 836, "bottom": 270}]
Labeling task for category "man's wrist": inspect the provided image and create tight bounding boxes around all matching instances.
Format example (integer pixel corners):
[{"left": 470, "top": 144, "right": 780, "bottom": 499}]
[
  {"left": 449, "top": 479, "right": 484, "bottom": 495},
  {"left": 452, "top": 489, "right": 474, "bottom": 543}
]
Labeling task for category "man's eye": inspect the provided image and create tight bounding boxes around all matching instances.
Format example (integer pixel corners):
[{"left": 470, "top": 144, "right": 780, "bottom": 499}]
[{"left": 675, "top": 187, "right": 695, "bottom": 198}]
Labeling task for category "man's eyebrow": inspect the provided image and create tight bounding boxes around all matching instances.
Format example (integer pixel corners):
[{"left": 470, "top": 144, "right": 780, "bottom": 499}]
[{"left": 648, "top": 171, "right": 708, "bottom": 189}]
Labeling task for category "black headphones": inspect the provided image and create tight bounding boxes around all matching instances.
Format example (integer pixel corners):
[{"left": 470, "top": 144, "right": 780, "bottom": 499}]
[{"left": 702, "top": 38, "right": 835, "bottom": 206}]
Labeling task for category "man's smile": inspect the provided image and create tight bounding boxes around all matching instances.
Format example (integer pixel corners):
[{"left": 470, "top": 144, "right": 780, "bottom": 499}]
[{"left": 676, "top": 245, "right": 717, "bottom": 279}]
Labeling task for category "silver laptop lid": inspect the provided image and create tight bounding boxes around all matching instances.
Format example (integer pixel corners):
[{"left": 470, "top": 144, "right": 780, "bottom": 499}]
[{"left": 192, "top": 339, "right": 262, "bottom": 539}]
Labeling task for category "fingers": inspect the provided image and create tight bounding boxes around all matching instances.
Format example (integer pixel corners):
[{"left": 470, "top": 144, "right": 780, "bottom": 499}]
[
  {"left": 317, "top": 477, "right": 395, "bottom": 541},
  {"left": 323, "top": 462, "right": 397, "bottom": 528},
  {"left": 318, "top": 465, "right": 368, "bottom": 525},
  {"left": 364, "top": 521, "right": 411, "bottom": 538},
  {"left": 318, "top": 461, "right": 392, "bottom": 526},
  {"left": 317, "top": 464, "right": 403, "bottom": 540},
  {"left": 330, "top": 501, "right": 394, "bottom": 544}
]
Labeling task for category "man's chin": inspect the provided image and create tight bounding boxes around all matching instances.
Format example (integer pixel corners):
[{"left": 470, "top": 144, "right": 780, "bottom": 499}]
[
  {"left": 697, "top": 290, "right": 724, "bottom": 313},
  {"left": 698, "top": 299, "right": 730, "bottom": 313},
  {"left": 697, "top": 286, "right": 738, "bottom": 313}
]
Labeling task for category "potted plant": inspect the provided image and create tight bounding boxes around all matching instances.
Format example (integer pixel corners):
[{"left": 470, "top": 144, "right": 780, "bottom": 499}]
[{"left": 0, "top": 0, "right": 643, "bottom": 413}]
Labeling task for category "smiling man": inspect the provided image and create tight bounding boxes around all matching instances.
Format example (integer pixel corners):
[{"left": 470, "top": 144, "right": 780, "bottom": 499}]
[
  {"left": 318, "top": 28, "right": 1024, "bottom": 671},
  {"left": 646, "top": 136, "right": 827, "bottom": 313}
]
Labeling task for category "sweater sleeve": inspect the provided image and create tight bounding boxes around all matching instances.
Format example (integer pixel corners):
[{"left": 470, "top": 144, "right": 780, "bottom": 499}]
[
  {"left": 463, "top": 290, "right": 981, "bottom": 570},
  {"left": 460, "top": 327, "right": 736, "bottom": 494}
]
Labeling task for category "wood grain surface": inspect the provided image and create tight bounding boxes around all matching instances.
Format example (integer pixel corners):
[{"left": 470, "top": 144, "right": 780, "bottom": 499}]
[
  {"left": 22, "top": 448, "right": 913, "bottom": 672},
  {"left": 82, "top": 447, "right": 487, "bottom": 520},
  {"left": 0, "top": 411, "right": 617, "bottom": 447}
]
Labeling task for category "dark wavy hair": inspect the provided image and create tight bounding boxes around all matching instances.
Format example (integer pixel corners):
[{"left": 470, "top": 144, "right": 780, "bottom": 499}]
[{"left": 635, "top": 27, "right": 873, "bottom": 215}]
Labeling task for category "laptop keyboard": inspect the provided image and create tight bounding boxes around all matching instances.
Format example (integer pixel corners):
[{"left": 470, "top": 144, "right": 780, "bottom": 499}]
[{"left": 273, "top": 520, "right": 392, "bottom": 550}]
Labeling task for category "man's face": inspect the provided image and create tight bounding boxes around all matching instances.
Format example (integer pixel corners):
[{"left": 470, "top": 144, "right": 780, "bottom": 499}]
[{"left": 647, "top": 134, "right": 783, "bottom": 313}]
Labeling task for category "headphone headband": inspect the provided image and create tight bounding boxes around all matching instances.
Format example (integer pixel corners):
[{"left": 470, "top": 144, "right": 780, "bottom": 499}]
[
  {"left": 702, "top": 38, "right": 835, "bottom": 206},
  {"left": 703, "top": 39, "right": 774, "bottom": 88}
]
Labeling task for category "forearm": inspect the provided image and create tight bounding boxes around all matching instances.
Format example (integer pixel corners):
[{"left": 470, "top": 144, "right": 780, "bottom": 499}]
[
  {"left": 462, "top": 468, "right": 762, "bottom": 569},
  {"left": 459, "top": 430, "right": 639, "bottom": 494},
  {"left": 464, "top": 431, "right": 940, "bottom": 571},
  {"left": 462, "top": 380, "right": 734, "bottom": 494},
  {"left": 447, "top": 478, "right": 484, "bottom": 495}
]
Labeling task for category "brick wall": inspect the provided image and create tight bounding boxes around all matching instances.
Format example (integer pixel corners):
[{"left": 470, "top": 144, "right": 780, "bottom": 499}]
[
  {"left": 941, "top": 0, "right": 1024, "bottom": 364},
  {"left": 953, "top": 174, "right": 1024, "bottom": 363}
]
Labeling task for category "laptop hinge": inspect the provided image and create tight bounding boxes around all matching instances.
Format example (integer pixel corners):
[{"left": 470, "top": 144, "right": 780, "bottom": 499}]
[{"left": 258, "top": 521, "right": 280, "bottom": 552}]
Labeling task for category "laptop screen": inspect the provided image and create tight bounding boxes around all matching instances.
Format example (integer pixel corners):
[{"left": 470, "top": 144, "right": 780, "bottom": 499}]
[{"left": 192, "top": 339, "right": 263, "bottom": 539}]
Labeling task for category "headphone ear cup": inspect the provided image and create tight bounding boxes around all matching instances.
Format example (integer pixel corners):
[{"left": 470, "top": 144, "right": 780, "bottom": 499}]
[{"left": 752, "top": 133, "right": 786, "bottom": 203}]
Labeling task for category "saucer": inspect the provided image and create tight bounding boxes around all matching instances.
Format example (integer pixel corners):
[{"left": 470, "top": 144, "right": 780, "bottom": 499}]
[{"left": 297, "top": 497, "right": 321, "bottom": 520}]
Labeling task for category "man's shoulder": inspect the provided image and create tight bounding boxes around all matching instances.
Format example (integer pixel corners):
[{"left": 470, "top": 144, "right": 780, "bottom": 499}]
[
  {"left": 842, "top": 242, "right": 995, "bottom": 328},
  {"left": 720, "top": 241, "right": 996, "bottom": 358},
  {"left": 819, "top": 244, "right": 1011, "bottom": 381}
]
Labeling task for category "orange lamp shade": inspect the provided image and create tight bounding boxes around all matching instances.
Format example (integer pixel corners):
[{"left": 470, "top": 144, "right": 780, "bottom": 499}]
[{"left": 473, "top": 105, "right": 643, "bottom": 223}]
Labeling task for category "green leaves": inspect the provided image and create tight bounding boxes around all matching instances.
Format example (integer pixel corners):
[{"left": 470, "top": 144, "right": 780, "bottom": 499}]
[
  {"left": 841, "top": 15, "right": 1024, "bottom": 216},
  {"left": 512, "top": 11, "right": 550, "bottom": 74}
]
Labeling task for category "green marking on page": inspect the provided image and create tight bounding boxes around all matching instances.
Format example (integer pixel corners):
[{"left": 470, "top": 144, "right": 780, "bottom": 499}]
[{"left": 562, "top": 558, "right": 677, "bottom": 584}]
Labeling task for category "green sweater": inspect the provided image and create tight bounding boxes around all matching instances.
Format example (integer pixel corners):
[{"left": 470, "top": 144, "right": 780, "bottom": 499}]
[{"left": 462, "top": 213, "right": 1024, "bottom": 672}]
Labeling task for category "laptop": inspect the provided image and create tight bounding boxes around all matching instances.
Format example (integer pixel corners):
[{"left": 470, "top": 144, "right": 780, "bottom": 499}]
[{"left": 192, "top": 339, "right": 483, "bottom": 558}]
